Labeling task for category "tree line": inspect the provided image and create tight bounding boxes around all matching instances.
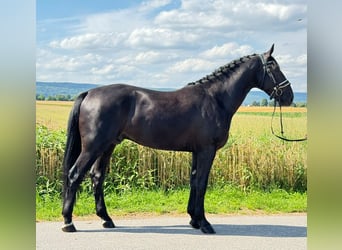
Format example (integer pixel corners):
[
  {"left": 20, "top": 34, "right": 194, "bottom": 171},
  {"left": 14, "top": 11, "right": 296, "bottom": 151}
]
[
  {"left": 250, "top": 98, "right": 306, "bottom": 107},
  {"left": 36, "top": 94, "right": 76, "bottom": 101}
]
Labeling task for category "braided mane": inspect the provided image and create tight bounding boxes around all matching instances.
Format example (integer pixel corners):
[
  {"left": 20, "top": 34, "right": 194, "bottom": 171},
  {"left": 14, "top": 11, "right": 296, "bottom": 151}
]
[{"left": 187, "top": 54, "right": 258, "bottom": 86}]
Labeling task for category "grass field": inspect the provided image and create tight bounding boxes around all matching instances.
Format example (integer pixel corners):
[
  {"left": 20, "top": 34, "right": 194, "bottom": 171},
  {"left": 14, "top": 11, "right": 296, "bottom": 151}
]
[{"left": 36, "top": 101, "right": 73, "bottom": 130}]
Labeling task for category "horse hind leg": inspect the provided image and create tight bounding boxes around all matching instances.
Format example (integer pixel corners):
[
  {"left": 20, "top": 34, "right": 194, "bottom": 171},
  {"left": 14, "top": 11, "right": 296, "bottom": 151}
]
[
  {"left": 90, "top": 144, "right": 116, "bottom": 229},
  {"left": 62, "top": 150, "right": 99, "bottom": 232}
]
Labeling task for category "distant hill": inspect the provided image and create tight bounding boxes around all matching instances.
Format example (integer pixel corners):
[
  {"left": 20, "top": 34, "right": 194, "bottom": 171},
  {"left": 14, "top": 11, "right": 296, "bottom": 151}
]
[
  {"left": 36, "top": 82, "right": 99, "bottom": 98},
  {"left": 36, "top": 82, "right": 306, "bottom": 105}
]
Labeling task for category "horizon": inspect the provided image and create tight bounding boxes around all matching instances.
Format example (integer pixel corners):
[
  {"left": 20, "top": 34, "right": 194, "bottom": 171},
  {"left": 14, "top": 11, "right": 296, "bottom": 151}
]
[
  {"left": 36, "top": 81, "right": 308, "bottom": 102},
  {"left": 36, "top": 81, "right": 308, "bottom": 94}
]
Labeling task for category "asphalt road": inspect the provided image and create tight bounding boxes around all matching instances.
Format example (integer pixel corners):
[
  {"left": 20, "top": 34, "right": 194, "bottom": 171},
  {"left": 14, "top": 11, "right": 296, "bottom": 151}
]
[{"left": 36, "top": 214, "right": 307, "bottom": 250}]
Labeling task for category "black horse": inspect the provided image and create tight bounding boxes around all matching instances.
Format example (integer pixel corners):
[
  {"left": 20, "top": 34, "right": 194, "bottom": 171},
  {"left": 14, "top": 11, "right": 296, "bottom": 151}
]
[{"left": 62, "top": 45, "right": 293, "bottom": 234}]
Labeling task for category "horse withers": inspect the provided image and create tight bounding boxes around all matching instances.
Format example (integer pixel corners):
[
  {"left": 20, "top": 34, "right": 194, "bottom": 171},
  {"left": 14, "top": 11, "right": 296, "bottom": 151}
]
[{"left": 61, "top": 45, "right": 293, "bottom": 234}]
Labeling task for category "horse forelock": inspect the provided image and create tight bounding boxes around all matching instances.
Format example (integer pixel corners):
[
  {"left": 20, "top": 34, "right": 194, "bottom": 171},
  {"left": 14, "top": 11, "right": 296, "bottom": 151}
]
[{"left": 187, "top": 53, "right": 258, "bottom": 86}]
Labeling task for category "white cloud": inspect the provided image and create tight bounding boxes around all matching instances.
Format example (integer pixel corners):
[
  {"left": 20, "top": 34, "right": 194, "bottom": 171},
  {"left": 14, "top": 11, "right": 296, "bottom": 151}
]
[
  {"left": 277, "top": 54, "right": 307, "bottom": 66},
  {"left": 49, "top": 33, "right": 126, "bottom": 50},
  {"left": 155, "top": 0, "right": 306, "bottom": 32},
  {"left": 168, "top": 58, "right": 217, "bottom": 73},
  {"left": 91, "top": 64, "right": 115, "bottom": 75},
  {"left": 155, "top": 9, "right": 233, "bottom": 29},
  {"left": 296, "top": 54, "right": 307, "bottom": 65},
  {"left": 135, "top": 51, "right": 162, "bottom": 63},
  {"left": 201, "top": 42, "right": 253, "bottom": 59},
  {"left": 37, "top": 0, "right": 307, "bottom": 91},
  {"left": 127, "top": 28, "right": 199, "bottom": 48},
  {"left": 112, "top": 65, "right": 143, "bottom": 81},
  {"left": 257, "top": 3, "right": 307, "bottom": 21},
  {"left": 44, "top": 56, "right": 82, "bottom": 71}
]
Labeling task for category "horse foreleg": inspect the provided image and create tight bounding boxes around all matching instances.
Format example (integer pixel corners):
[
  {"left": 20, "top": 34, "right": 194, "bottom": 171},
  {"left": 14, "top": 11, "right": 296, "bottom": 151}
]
[
  {"left": 192, "top": 147, "right": 216, "bottom": 234},
  {"left": 187, "top": 152, "right": 200, "bottom": 229},
  {"left": 90, "top": 144, "right": 115, "bottom": 229},
  {"left": 62, "top": 151, "right": 98, "bottom": 232}
]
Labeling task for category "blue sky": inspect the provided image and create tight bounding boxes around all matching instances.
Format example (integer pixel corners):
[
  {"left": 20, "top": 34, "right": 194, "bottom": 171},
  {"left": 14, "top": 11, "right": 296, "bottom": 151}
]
[
  {"left": 37, "top": 1, "right": 145, "bottom": 20},
  {"left": 37, "top": 0, "right": 307, "bottom": 92}
]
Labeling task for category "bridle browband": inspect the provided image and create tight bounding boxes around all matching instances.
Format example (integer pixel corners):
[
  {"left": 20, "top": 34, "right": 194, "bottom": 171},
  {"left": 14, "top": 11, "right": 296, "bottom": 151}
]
[{"left": 258, "top": 54, "right": 307, "bottom": 142}]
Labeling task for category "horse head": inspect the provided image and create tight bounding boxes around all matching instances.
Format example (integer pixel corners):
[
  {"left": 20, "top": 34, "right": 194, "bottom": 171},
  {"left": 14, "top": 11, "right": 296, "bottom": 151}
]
[{"left": 258, "top": 44, "right": 294, "bottom": 106}]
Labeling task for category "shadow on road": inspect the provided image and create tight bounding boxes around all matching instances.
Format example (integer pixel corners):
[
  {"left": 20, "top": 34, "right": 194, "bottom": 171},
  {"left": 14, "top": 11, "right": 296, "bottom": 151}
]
[{"left": 78, "top": 224, "right": 307, "bottom": 237}]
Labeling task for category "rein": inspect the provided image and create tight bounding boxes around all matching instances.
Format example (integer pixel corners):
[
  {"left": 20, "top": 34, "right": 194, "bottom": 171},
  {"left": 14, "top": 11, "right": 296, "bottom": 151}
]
[
  {"left": 259, "top": 54, "right": 307, "bottom": 142},
  {"left": 270, "top": 101, "right": 307, "bottom": 142}
]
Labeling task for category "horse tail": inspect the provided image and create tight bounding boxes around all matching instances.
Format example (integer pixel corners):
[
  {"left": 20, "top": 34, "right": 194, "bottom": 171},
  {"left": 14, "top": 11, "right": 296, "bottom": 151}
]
[{"left": 62, "top": 91, "right": 88, "bottom": 195}]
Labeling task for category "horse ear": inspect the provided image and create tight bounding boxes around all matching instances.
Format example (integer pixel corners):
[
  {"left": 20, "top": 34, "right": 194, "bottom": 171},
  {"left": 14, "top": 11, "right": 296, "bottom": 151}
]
[{"left": 265, "top": 44, "right": 275, "bottom": 57}]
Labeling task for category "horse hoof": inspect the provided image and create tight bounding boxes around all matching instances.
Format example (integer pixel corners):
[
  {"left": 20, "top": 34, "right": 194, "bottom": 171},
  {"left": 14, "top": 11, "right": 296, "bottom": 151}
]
[
  {"left": 189, "top": 219, "right": 200, "bottom": 229},
  {"left": 200, "top": 223, "right": 216, "bottom": 234},
  {"left": 62, "top": 222, "right": 77, "bottom": 232},
  {"left": 102, "top": 220, "right": 115, "bottom": 228}
]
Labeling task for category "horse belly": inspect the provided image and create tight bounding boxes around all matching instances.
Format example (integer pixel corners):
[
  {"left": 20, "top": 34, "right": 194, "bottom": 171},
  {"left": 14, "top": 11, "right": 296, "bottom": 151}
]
[{"left": 123, "top": 117, "right": 195, "bottom": 151}]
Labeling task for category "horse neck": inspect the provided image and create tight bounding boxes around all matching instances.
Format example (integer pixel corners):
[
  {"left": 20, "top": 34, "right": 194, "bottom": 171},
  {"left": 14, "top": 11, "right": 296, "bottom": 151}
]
[{"left": 206, "top": 57, "right": 259, "bottom": 114}]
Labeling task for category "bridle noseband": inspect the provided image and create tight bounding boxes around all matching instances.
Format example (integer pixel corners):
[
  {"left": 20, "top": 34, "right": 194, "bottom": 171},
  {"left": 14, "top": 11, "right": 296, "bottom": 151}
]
[
  {"left": 258, "top": 54, "right": 307, "bottom": 142},
  {"left": 259, "top": 54, "right": 291, "bottom": 100}
]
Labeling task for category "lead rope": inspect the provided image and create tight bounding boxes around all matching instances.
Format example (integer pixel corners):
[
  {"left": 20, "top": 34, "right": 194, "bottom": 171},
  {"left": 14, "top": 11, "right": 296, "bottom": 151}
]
[{"left": 271, "top": 101, "right": 308, "bottom": 142}]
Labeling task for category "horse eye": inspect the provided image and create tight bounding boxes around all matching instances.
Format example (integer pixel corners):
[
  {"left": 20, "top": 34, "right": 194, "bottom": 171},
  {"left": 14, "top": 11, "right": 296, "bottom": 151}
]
[{"left": 268, "top": 61, "right": 278, "bottom": 69}]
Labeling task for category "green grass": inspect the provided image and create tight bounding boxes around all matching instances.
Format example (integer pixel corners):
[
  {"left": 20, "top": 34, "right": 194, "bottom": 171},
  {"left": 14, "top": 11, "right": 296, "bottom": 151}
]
[{"left": 36, "top": 186, "right": 306, "bottom": 221}]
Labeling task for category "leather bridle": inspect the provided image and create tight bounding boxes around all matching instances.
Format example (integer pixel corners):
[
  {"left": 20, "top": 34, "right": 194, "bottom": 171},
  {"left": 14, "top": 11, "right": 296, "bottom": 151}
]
[
  {"left": 259, "top": 54, "right": 307, "bottom": 142},
  {"left": 259, "top": 54, "right": 291, "bottom": 100}
]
